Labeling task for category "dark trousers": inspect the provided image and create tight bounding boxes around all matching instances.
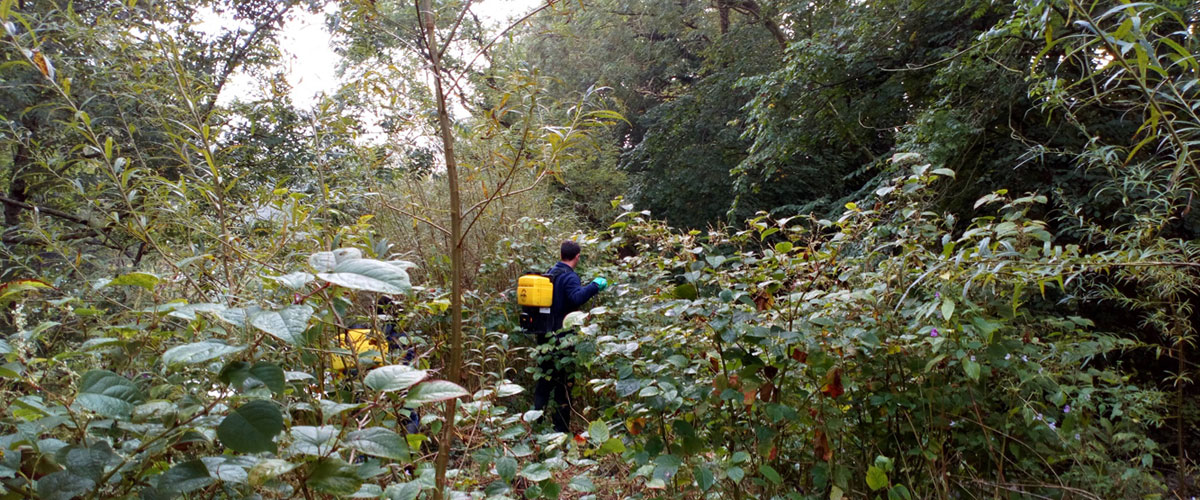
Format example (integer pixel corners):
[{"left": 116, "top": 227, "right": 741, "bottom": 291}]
[{"left": 532, "top": 333, "right": 572, "bottom": 432}]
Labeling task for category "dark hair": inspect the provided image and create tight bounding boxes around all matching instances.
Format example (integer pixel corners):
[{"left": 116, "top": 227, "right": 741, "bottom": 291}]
[{"left": 560, "top": 240, "right": 581, "bottom": 261}]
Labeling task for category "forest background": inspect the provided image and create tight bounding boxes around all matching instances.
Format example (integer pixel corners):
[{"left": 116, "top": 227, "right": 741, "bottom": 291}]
[{"left": 0, "top": 0, "right": 1198, "bottom": 499}]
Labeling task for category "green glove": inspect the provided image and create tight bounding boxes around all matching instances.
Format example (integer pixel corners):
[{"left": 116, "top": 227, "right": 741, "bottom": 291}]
[{"left": 591, "top": 277, "right": 608, "bottom": 291}]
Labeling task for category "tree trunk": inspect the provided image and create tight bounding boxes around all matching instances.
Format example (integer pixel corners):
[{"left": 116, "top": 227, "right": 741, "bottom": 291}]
[
  {"left": 420, "top": 2, "right": 464, "bottom": 499},
  {"left": 4, "top": 142, "right": 31, "bottom": 230}
]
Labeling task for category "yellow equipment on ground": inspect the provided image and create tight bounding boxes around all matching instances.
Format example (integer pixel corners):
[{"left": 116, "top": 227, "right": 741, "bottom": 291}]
[{"left": 331, "top": 328, "right": 388, "bottom": 372}]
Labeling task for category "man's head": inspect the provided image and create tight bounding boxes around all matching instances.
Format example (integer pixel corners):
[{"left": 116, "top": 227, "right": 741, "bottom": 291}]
[{"left": 560, "top": 240, "right": 581, "bottom": 267}]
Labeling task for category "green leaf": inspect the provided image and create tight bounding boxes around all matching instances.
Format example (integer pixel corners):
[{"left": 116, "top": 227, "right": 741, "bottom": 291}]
[
  {"left": 405, "top": 380, "right": 469, "bottom": 404},
  {"left": 220, "top": 361, "right": 286, "bottom": 394},
  {"left": 308, "top": 248, "right": 362, "bottom": 272},
  {"left": 694, "top": 465, "right": 715, "bottom": 491},
  {"left": 248, "top": 362, "right": 286, "bottom": 394},
  {"left": 673, "top": 283, "right": 697, "bottom": 300},
  {"left": 289, "top": 425, "right": 338, "bottom": 456},
  {"left": 727, "top": 466, "right": 744, "bottom": 483},
  {"left": 104, "top": 271, "right": 159, "bottom": 291},
  {"left": 269, "top": 272, "right": 315, "bottom": 290},
  {"left": 0, "top": 279, "right": 52, "bottom": 303},
  {"left": 76, "top": 369, "right": 143, "bottom": 419},
  {"left": 159, "top": 460, "right": 213, "bottom": 495},
  {"left": 964, "top": 360, "right": 981, "bottom": 381},
  {"left": 519, "top": 462, "right": 552, "bottom": 482},
  {"left": 250, "top": 305, "right": 314, "bottom": 345},
  {"left": 364, "top": 365, "right": 427, "bottom": 392},
  {"left": 866, "top": 465, "right": 889, "bottom": 491},
  {"left": 384, "top": 482, "right": 423, "bottom": 500},
  {"left": 218, "top": 400, "right": 284, "bottom": 454},
  {"left": 248, "top": 458, "right": 297, "bottom": 486},
  {"left": 36, "top": 470, "right": 94, "bottom": 500},
  {"left": 941, "top": 298, "right": 954, "bottom": 320},
  {"left": 60, "top": 442, "right": 117, "bottom": 482},
  {"left": 317, "top": 259, "right": 412, "bottom": 294},
  {"left": 495, "top": 456, "right": 517, "bottom": 483},
  {"left": 162, "top": 341, "right": 245, "bottom": 368},
  {"left": 774, "top": 241, "right": 793, "bottom": 253},
  {"left": 345, "top": 428, "right": 410, "bottom": 461},
  {"left": 306, "top": 459, "right": 362, "bottom": 496},
  {"left": 568, "top": 474, "right": 595, "bottom": 492},
  {"left": 598, "top": 437, "right": 625, "bottom": 454},
  {"left": 758, "top": 464, "right": 782, "bottom": 485},
  {"left": 587, "top": 420, "right": 609, "bottom": 445},
  {"left": 888, "top": 484, "right": 913, "bottom": 500}
]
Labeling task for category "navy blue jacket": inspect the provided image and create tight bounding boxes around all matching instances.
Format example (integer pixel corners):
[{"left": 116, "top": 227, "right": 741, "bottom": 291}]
[{"left": 547, "top": 262, "right": 599, "bottom": 332}]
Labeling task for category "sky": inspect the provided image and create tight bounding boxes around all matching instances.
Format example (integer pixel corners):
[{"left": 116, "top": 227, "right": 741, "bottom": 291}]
[{"left": 205, "top": 0, "right": 543, "bottom": 108}]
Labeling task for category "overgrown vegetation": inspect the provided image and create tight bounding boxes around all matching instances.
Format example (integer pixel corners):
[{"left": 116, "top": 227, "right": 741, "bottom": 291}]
[{"left": 0, "top": 0, "right": 1196, "bottom": 498}]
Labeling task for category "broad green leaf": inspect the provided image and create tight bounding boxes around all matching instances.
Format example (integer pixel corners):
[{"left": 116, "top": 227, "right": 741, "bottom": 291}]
[
  {"left": 247, "top": 362, "right": 286, "bottom": 394},
  {"left": 289, "top": 425, "right": 338, "bottom": 456},
  {"left": 598, "top": 437, "right": 625, "bottom": 454},
  {"left": 568, "top": 474, "right": 595, "bottom": 492},
  {"left": 759, "top": 464, "right": 782, "bottom": 485},
  {"left": 888, "top": 484, "right": 913, "bottom": 500},
  {"left": 251, "top": 305, "right": 313, "bottom": 345},
  {"left": 695, "top": 465, "right": 715, "bottom": 491},
  {"left": 104, "top": 271, "right": 159, "bottom": 291},
  {"left": 727, "top": 466, "right": 744, "bottom": 482},
  {"left": 0, "top": 279, "right": 52, "bottom": 303},
  {"left": 866, "top": 465, "right": 888, "bottom": 491},
  {"left": 166, "top": 302, "right": 226, "bottom": 321},
  {"left": 941, "top": 298, "right": 954, "bottom": 320},
  {"left": 36, "top": 470, "right": 94, "bottom": 500},
  {"left": 162, "top": 341, "right": 245, "bottom": 368},
  {"left": 60, "top": 442, "right": 117, "bottom": 482},
  {"left": 306, "top": 459, "right": 362, "bottom": 496},
  {"left": 496, "top": 382, "right": 524, "bottom": 397},
  {"left": 308, "top": 248, "right": 362, "bottom": 272},
  {"left": 345, "top": 427, "right": 410, "bottom": 461},
  {"left": 364, "top": 365, "right": 427, "bottom": 392},
  {"left": 775, "top": 241, "right": 793, "bottom": 253},
  {"left": 384, "top": 482, "right": 423, "bottom": 500},
  {"left": 673, "top": 283, "right": 697, "bottom": 300},
  {"left": 588, "top": 420, "right": 609, "bottom": 445},
  {"left": 159, "top": 460, "right": 213, "bottom": 495},
  {"left": 519, "top": 462, "right": 552, "bottom": 482},
  {"left": 248, "top": 458, "right": 297, "bottom": 486},
  {"left": 76, "top": 370, "right": 143, "bottom": 419},
  {"left": 269, "top": 272, "right": 315, "bottom": 290},
  {"left": 217, "top": 400, "right": 284, "bottom": 454},
  {"left": 317, "top": 259, "right": 412, "bottom": 294},
  {"left": 495, "top": 456, "right": 517, "bottom": 482},
  {"left": 964, "top": 360, "right": 981, "bottom": 381},
  {"left": 405, "top": 380, "right": 469, "bottom": 404},
  {"left": 202, "top": 456, "right": 252, "bottom": 484}
]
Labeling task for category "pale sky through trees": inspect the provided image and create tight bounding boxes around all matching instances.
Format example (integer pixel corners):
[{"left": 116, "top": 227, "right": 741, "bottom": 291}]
[{"left": 205, "top": 0, "right": 542, "bottom": 108}]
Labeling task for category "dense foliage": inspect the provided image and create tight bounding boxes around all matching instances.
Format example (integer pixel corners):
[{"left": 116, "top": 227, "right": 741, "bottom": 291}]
[{"left": 0, "top": 0, "right": 1196, "bottom": 498}]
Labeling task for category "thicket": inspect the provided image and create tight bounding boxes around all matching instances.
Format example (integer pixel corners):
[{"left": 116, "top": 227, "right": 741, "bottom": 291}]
[{"left": 0, "top": 0, "right": 1196, "bottom": 499}]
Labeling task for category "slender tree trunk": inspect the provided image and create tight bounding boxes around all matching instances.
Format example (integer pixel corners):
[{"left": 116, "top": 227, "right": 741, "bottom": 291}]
[
  {"left": 420, "top": 2, "right": 464, "bottom": 499},
  {"left": 4, "top": 142, "right": 31, "bottom": 230}
]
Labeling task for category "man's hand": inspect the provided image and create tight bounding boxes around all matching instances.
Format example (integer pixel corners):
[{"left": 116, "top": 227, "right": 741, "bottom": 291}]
[{"left": 591, "top": 277, "right": 608, "bottom": 291}]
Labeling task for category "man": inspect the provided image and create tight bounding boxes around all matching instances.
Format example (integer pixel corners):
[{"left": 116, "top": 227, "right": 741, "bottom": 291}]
[{"left": 532, "top": 240, "right": 608, "bottom": 432}]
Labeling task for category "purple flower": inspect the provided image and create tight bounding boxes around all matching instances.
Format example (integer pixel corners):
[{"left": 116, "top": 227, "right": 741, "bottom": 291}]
[
  {"left": 1063, "top": 405, "right": 1071, "bottom": 414},
  {"left": 936, "top": 292, "right": 941, "bottom": 299},
  {"left": 1048, "top": 421, "right": 1057, "bottom": 430},
  {"left": 970, "top": 355, "right": 976, "bottom": 362},
  {"left": 930, "top": 328, "right": 939, "bottom": 337}
]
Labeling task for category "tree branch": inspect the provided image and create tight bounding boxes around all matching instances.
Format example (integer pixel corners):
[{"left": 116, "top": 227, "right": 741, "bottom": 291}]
[{"left": 0, "top": 195, "right": 93, "bottom": 226}]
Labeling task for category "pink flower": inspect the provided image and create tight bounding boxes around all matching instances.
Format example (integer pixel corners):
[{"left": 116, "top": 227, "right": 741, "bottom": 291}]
[{"left": 930, "top": 328, "right": 939, "bottom": 337}]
